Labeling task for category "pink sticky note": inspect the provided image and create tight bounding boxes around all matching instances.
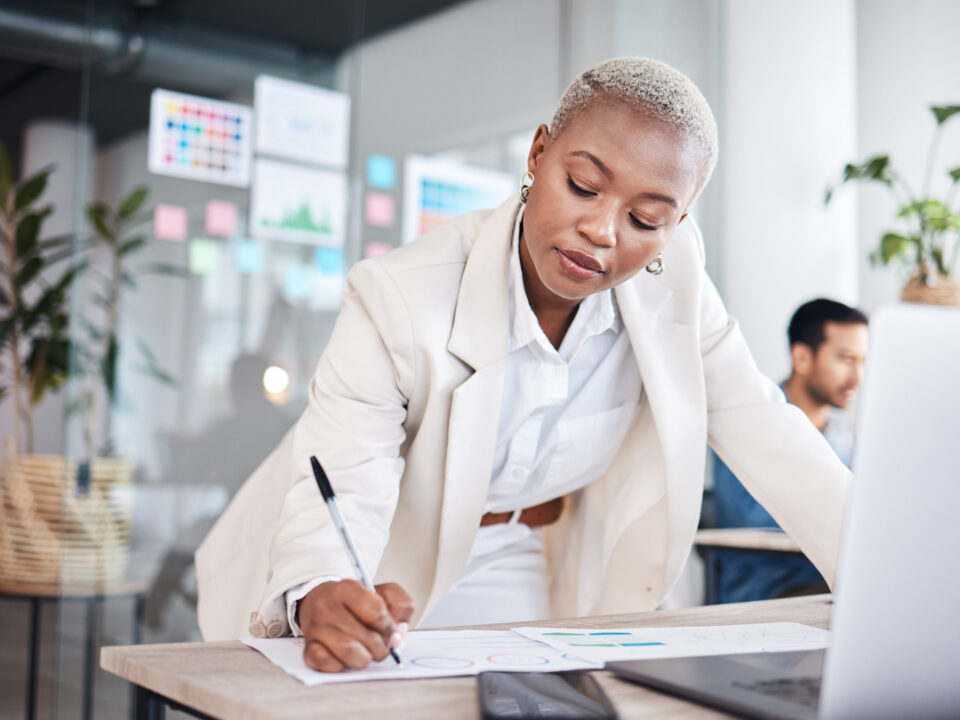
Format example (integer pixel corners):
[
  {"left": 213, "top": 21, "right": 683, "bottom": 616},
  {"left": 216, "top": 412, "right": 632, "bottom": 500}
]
[
  {"left": 363, "top": 241, "right": 393, "bottom": 259},
  {"left": 205, "top": 200, "right": 238, "bottom": 238},
  {"left": 364, "top": 192, "right": 395, "bottom": 228},
  {"left": 154, "top": 204, "right": 187, "bottom": 242}
]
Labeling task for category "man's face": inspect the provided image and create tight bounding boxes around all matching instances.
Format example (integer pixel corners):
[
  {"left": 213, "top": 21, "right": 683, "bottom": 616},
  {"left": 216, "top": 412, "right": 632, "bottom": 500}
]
[
  {"left": 519, "top": 98, "right": 702, "bottom": 305},
  {"left": 801, "top": 322, "right": 869, "bottom": 409}
]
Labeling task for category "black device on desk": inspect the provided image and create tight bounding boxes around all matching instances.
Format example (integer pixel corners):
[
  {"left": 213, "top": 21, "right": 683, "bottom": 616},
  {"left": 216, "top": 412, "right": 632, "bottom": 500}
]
[{"left": 477, "top": 671, "right": 619, "bottom": 719}]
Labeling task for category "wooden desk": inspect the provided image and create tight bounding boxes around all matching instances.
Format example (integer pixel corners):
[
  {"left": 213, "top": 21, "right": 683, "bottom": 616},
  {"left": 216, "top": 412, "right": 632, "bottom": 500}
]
[
  {"left": 101, "top": 594, "right": 832, "bottom": 720},
  {"left": 694, "top": 528, "right": 802, "bottom": 553}
]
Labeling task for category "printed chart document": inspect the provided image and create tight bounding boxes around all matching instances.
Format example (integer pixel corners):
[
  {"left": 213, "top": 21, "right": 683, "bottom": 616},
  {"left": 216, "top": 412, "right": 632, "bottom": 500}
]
[
  {"left": 513, "top": 623, "right": 830, "bottom": 664},
  {"left": 244, "top": 630, "right": 601, "bottom": 685}
]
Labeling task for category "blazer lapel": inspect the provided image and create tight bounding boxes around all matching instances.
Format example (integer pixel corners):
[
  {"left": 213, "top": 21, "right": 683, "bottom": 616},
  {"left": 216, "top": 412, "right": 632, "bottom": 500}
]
[
  {"left": 615, "top": 271, "right": 707, "bottom": 578},
  {"left": 424, "top": 197, "right": 520, "bottom": 617}
]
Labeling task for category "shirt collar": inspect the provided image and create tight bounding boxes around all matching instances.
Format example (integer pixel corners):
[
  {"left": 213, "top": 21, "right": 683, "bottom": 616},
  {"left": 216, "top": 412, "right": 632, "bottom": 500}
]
[{"left": 508, "top": 205, "right": 620, "bottom": 355}]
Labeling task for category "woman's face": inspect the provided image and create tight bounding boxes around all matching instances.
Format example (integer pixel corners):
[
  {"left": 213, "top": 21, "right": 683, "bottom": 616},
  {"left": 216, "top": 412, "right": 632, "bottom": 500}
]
[{"left": 521, "top": 98, "right": 703, "bottom": 308}]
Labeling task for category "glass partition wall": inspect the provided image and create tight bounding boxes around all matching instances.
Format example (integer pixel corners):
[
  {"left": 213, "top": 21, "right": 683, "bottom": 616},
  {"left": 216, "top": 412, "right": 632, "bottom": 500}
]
[
  {"left": 0, "top": 0, "right": 732, "bottom": 715},
  {"left": 0, "top": 0, "right": 542, "bottom": 717}
]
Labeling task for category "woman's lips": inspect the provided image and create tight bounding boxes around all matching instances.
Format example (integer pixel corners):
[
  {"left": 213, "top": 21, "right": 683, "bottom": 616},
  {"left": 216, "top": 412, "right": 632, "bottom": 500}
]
[{"left": 556, "top": 248, "right": 604, "bottom": 279}]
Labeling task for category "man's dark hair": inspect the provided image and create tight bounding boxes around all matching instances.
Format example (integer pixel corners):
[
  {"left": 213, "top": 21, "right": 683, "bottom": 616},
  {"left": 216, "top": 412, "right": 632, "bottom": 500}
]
[{"left": 788, "top": 298, "right": 868, "bottom": 353}]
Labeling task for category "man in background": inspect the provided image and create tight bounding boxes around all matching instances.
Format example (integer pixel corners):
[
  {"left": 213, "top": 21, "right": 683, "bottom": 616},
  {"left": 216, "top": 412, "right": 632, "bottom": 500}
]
[{"left": 711, "top": 298, "right": 869, "bottom": 603}]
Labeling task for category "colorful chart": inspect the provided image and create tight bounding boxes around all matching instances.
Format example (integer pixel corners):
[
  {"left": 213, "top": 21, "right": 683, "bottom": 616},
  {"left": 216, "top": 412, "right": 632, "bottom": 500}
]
[
  {"left": 149, "top": 89, "right": 252, "bottom": 187},
  {"left": 254, "top": 75, "right": 350, "bottom": 168},
  {"left": 402, "top": 155, "right": 513, "bottom": 244},
  {"left": 515, "top": 623, "right": 830, "bottom": 664},
  {"left": 250, "top": 158, "right": 347, "bottom": 247}
]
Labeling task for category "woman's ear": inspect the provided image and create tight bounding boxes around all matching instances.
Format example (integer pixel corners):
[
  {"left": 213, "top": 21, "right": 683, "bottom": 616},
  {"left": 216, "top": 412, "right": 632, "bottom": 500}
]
[{"left": 527, "top": 124, "right": 551, "bottom": 173}]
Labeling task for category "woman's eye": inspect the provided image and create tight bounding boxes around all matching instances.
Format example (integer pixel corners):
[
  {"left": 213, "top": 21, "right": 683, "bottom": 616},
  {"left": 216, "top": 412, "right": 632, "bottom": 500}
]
[
  {"left": 629, "top": 215, "right": 658, "bottom": 231},
  {"left": 567, "top": 177, "right": 595, "bottom": 197}
]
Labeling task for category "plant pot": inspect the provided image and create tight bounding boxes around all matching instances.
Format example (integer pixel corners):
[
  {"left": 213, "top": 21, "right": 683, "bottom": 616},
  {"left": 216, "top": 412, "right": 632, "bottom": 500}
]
[
  {"left": 0, "top": 452, "right": 133, "bottom": 586},
  {"left": 900, "top": 270, "right": 960, "bottom": 306}
]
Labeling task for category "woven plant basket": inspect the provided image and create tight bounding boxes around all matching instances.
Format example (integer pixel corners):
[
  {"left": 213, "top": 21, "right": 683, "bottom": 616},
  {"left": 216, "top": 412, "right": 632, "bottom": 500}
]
[
  {"left": 901, "top": 270, "right": 960, "bottom": 306},
  {"left": 0, "top": 451, "right": 133, "bottom": 586}
]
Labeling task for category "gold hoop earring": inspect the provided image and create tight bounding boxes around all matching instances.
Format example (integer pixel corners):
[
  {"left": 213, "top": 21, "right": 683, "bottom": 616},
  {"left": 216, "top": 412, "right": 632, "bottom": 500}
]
[
  {"left": 519, "top": 171, "right": 534, "bottom": 203},
  {"left": 646, "top": 255, "right": 664, "bottom": 275}
]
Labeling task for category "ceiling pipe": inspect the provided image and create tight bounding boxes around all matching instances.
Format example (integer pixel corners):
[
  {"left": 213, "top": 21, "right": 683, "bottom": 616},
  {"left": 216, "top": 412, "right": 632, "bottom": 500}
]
[{"left": 0, "top": 5, "right": 335, "bottom": 94}]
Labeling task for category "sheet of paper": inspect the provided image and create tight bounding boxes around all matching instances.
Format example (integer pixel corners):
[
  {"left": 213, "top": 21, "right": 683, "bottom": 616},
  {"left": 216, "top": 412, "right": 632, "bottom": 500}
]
[
  {"left": 243, "top": 630, "right": 600, "bottom": 685},
  {"left": 513, "top": 623, "right": 830, "bottom": 664}
]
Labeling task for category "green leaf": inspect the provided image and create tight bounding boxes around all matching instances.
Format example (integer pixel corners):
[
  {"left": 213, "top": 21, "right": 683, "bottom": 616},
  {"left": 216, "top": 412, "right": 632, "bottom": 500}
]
[
  {"left": 121, "top": 271, "right": 138, "bottom": 289},
  {"left": 15, "top": 255, "right": 43, "bottom": 288},
  {"left": 38, "top": 233, "right": 79, "bottom": 251},
  {"left": 117, "top": 186, "right": 149, "bottom": 221},
  {"left": 102, "top": 333, "right": 119, "bottom": 401},
  {"left": 65, "top": 393, "right": 93, "bottom": 417},
  {"left": 118, "top": 235, "right": 148, "bottom": 257},
  {"left": 14, "top": 168, "right": 51, "bottom": 213},
  {"left": 897, "top": 199, "right": 960, "bottom": 232},
  {"left": 15, "top": 208, "right": 51, "bottom": 258},
  {"left": 86, "top": 203, "right": 115, "bottom": 244},
  {"left": 136, "top": 262, "right": 189, "bottom": 278},
  {"left": 878, "top": 232, "right": 917, "bottom": 264},
  {"left": 22, "top": 284, "right": 66, "bottom": 335},
  {"left": 949, "top": 167, "right": 960, "bottom": 184},
  {"left": 25, "top": 336, "right": 70, "bottom": 406},
  {"left": 931, "top": 105, "right": 960, "bottom": 126},
  {"left": 134, "top": 336, "right": 177, "bottom": 386},
  {"left": 932, "top": 247, "right": 948, "bottom": 275},
  {"left": 0, "top": 317, "right": 15, "bottom": 347},
  {"left": 131, "top": 363, "right": 176, "bottom": 386},
  {"left": 0, "top": 137, "right": 12, "bottom": 199}
]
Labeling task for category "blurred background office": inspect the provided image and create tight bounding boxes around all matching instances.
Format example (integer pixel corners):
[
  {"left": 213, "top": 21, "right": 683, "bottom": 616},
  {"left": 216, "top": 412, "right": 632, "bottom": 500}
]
[{"left": 0, "top": 0, "right": 958, "bottom": 717}]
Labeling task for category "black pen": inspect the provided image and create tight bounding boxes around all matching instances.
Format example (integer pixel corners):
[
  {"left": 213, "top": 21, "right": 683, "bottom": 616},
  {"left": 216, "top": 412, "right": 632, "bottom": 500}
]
[{"left": 309, "top": 455, "right": 404, "bottom": 668}]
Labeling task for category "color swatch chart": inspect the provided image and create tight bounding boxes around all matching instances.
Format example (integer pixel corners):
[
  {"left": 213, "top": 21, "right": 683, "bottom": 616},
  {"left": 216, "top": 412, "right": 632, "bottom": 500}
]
[
  {"left": 402, "top": 156, "right": 513, "bottom": 244},
  {"left": 149, "top": 88, "right": 252, "bottom": 187},
  {"left": 514, "top": 622, "right": 830, "bottom": 664}
]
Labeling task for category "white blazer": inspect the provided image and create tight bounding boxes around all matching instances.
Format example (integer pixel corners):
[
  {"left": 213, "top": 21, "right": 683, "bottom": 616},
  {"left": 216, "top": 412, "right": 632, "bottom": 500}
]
[{"left": 196, "top": 196, "right": 851, "bottom": 640}]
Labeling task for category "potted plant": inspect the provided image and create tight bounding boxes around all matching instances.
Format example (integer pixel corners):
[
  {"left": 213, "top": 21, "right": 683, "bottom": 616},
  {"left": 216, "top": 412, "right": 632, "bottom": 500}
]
[
  {"left": 0, "top": 136, "right": 176, "bottom": 586},
  {"left": 825, "top": 104, "right": 960, "bottom": 305},
  {"left": 0, "top": 137, "right": 131, "bottom": 586},
  {"left": 74, "top": 185, "right": 177, "bottom": 461}
]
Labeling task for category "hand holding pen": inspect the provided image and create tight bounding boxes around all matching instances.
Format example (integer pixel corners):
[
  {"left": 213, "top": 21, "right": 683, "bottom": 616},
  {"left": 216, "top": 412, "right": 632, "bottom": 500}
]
[{"left": 298, "top": 456, "right": 414, "bottom": 673}]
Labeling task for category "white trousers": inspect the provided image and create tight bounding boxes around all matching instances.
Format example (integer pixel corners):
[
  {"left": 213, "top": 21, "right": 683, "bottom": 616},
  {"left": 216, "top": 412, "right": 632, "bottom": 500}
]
[{"left": 418, "top": 523, "right": 550, "bottom": 628}]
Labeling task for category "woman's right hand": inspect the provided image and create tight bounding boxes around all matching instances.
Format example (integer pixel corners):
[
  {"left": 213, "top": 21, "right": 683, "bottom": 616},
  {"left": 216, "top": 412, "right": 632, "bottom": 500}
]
[{"left": 297, "top": 579, "right": 414, "bottom": 672}]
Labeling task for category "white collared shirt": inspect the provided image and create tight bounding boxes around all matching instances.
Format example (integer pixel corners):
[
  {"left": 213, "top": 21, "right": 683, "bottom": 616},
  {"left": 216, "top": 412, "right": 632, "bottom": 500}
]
[{"left": 484, "top": 207, "right": 642, "bottom": 514}]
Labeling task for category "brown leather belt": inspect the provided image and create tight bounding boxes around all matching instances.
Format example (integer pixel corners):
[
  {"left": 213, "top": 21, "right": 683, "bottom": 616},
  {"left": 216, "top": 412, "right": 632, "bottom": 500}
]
[{"left": 480, "top": 496, "right": 565, "bottom": 528}]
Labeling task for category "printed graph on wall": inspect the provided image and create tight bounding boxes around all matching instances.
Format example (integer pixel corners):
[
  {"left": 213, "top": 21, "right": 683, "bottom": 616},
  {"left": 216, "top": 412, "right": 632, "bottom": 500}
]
[
  {"left": 148, "top": 89, "right": 252, "bottom": 187},
  {"left": 249, "top": 158, "right": 347, "bottom": 247},
  {"left": 254, "top": 75, "right": 351, "bottom": 168},
  {"left": 402, "top": 156, "right": 513, "bottom": 245}
]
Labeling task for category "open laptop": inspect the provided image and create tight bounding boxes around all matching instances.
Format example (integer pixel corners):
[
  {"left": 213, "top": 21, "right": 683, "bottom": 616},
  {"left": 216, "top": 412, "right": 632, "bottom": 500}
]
[{"left": 608, "top": 303, "right": 960, "bottom": 720}]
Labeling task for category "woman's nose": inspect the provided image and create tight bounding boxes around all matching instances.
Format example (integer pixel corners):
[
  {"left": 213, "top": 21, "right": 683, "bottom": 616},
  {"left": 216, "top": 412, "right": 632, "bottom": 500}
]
[{"left": 578, "top": 202, "right": 618, "bottom": 248}]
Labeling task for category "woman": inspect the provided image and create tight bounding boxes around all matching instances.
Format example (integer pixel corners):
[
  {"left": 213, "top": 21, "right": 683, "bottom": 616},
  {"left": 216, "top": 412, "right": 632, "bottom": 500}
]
[{"left": 196, "top": 57, "right": 850, "bottom": 673}]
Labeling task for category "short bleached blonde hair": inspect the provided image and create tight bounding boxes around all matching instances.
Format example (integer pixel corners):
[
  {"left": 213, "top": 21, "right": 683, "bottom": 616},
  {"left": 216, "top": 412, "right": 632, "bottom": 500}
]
[{"left": 550, "top": 57, "right": 719, "bottom": 198}]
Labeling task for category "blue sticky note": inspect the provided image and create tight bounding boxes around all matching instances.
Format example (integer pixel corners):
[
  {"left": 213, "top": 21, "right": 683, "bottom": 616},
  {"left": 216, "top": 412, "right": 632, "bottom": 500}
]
[
  {"left": 367, "top": 155, "right": 396, "bottom": 190},
  {"left": 314, "top": 247, "right": 344, "bottom": 275},
  {"left": 234, "top": 239, "right": 263, "bottom": 274},
  {"left": 283, "top": 265, "right": 311, "bottom": 301}
]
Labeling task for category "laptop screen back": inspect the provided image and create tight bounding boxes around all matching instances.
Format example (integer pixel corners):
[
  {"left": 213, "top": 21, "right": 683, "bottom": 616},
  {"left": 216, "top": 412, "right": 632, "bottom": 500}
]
[{"left": 820, "top": 303, "right": 960, "bottom": 720}]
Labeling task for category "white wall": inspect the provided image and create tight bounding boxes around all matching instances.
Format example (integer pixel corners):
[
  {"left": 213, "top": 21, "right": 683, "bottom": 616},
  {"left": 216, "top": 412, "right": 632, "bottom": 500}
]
[
  {"left": 720, "top": 0, "right": 859, "bottom": 379},
  {"left": 856, "top": 0, "right": 960, "bottom": 311}
]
